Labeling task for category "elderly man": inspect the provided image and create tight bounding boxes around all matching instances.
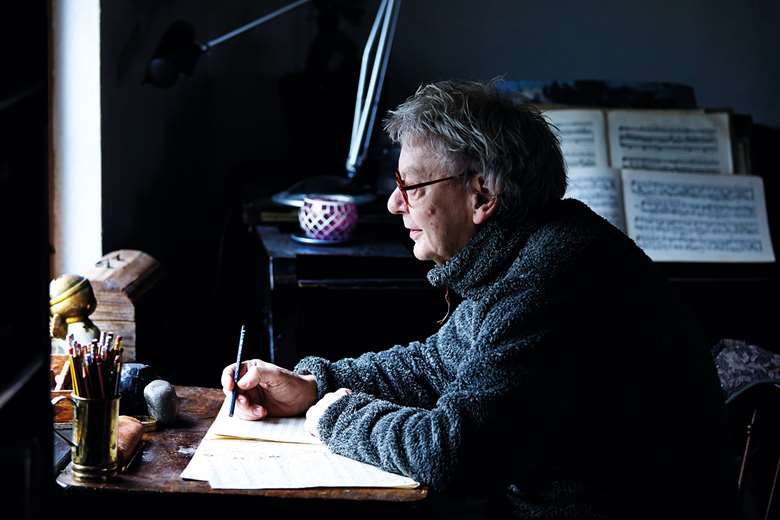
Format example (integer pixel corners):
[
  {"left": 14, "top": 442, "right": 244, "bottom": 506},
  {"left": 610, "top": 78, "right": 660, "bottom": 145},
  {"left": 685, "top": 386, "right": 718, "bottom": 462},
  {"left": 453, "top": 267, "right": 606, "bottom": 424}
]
[{"left": 222, "top": 81, "right": 735, "bottom": 519}]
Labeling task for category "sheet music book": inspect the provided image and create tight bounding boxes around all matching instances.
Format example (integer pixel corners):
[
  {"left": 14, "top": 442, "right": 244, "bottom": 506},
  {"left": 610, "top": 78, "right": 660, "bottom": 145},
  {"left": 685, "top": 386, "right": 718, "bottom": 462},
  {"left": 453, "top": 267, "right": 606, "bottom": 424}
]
[
  {"left": 544, "top": 109, "right": 609, "bottom": 169},
  {"left": 180, "top": 399, "right": 419, "bottom": 490},
  {"left": 544, "top": 108, "right": 735, "bottom": 174},
  {"left": 565, "top": 168, "right": 775, "bottom": 263},
  {"left": 565, "top": 167, "right": 626, "bottom": 232},
  {"left": 608, "top": 110, "right": 733, "bottom": 174}
]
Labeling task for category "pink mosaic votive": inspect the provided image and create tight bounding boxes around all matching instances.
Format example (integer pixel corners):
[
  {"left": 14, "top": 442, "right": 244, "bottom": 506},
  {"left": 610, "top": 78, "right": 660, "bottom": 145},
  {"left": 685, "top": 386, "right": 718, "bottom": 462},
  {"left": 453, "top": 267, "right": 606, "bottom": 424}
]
[{"left": 298, "top": 195, "right": 358, "bottom": 242}]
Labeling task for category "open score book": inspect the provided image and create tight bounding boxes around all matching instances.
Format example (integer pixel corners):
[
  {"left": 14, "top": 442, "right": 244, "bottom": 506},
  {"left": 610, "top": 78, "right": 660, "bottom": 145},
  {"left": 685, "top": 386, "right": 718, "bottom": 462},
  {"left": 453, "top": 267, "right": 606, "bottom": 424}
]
[
  {"left": 180, "top": 398, "right": 419, "bottom": 490},
  {"left": 544, "top": 108, "right": 775, "bottom": 263}
]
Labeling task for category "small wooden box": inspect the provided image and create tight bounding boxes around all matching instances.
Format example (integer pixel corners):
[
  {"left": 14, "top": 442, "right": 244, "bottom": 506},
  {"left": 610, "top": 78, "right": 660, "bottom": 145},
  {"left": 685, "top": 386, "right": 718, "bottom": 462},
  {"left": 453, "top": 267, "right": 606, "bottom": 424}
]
[
  {"left": 84, "top": 250, "right": 162, "bottom": 362},
  {"left": 51, "top": 354, "right": 74, "bottom": 422}
]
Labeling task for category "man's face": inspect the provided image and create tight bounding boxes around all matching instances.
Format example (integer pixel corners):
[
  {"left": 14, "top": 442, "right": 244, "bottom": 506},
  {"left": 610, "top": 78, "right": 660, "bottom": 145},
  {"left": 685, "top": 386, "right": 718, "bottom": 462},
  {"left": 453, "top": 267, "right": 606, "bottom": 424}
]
[{"left": 387, "top": 143, "right": 477, "bottom": 264}]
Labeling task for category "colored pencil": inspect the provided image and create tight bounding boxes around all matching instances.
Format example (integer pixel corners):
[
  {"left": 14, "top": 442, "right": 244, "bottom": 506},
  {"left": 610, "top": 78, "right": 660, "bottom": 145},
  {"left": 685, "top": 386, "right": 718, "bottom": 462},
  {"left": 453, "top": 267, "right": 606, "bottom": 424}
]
[{"left": 67, "top": 332, "right": 124, "bottom": 399}]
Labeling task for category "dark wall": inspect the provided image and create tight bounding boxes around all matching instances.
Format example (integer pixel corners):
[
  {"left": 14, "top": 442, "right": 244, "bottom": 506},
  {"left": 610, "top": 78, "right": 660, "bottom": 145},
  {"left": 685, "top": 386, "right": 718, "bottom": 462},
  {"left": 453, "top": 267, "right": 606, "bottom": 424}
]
[
  {"left": 1, "top": 1, "right": 53, "bottom": 515},
  {"left": 385, "top": 0, "right": 780, "bottom": 126},
  {"left": 100, "top": 0, "right": 780, "bottom": 384}
]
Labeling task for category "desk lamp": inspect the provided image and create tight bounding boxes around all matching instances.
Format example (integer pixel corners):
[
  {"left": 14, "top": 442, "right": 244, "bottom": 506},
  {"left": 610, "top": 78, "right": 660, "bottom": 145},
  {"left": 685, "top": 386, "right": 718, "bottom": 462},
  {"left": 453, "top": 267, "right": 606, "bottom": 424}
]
[
  {"left": 145, "top": 0, "right": 402, "bottom": 207},
  {"left": 144, "top": 0, "right": 313, "bottom": 89}
]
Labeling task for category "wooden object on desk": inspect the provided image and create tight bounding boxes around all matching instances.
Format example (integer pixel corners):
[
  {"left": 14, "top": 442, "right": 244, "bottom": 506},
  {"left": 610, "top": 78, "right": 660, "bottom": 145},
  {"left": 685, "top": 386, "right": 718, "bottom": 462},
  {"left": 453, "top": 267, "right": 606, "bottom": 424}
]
[
  {"left": 51, "top": 354, "right": 74, "bottom": 422},
  {"left": 56, "top": 386, "right": 428, "bottom": 503},
  {"left": 51, "top": 389, "right": 73, "bottom": 422},
  {"left": 51, "top": 354, "right": 70, "bottom": 390},
  {"left": 84, "top": 249, "right": 163, "bottom": 361},
  {"left": 116, "top": 415, "right": 144, "bottom": 470}
]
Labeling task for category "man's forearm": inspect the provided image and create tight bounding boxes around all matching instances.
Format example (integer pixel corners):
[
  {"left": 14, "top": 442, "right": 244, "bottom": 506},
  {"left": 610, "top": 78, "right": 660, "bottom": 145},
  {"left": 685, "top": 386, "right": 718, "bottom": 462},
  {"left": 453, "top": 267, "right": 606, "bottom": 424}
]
[{"left": 295, "top": 341, "right": 444, "bottom": 408}]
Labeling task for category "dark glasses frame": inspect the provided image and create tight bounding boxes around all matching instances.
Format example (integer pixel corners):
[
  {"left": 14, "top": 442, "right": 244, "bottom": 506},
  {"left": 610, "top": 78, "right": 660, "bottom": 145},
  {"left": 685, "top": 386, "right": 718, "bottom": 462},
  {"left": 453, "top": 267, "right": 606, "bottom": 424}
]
[{"left": 394, "top": 169, "right": 472, "bottom": 207}]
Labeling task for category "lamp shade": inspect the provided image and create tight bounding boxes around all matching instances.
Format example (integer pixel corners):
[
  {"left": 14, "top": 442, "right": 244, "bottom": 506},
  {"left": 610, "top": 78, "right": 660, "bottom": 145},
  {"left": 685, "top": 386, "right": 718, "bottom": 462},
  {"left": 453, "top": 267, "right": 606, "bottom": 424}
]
[{"left": 144, "top": 21, "right": 204, "bottom": 88}]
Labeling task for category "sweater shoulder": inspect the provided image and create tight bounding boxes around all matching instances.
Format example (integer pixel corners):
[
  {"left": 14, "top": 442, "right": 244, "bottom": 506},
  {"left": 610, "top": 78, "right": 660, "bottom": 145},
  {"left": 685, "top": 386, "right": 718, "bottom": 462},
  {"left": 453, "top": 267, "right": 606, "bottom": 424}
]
[
  {"left": 471, "top": 200, "right": 648, "bottom": 334},
  {"left": 511, "top": 198, "right": 648, "bottom": 282}
]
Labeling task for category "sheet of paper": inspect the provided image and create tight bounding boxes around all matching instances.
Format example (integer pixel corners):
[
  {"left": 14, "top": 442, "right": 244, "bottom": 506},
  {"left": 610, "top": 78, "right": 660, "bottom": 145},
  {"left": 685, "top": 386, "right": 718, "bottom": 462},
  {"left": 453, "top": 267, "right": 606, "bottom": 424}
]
[
  {"left": 210, "top": 399, "right": 320, "bottom": 445},
  {"left": 608, "top": 110, "right": 733, "bottom": 174},
  {"left": 197, "top": 439, "right": 418, "bottom": 489},
  {"left": 180, "top": 398, "right": 420, "bottom": 489},
  {"left": 179, "top": 411, "right": 229, "bottom": 481},
  {"left": 544, "top": 109, "right": 609, "bottom": 169},
  {"left": 622, "top": 169, "right": 775, "bottom": 262},
  {"left": 565, "top": 167, "right": 626, "bottom": 232}
]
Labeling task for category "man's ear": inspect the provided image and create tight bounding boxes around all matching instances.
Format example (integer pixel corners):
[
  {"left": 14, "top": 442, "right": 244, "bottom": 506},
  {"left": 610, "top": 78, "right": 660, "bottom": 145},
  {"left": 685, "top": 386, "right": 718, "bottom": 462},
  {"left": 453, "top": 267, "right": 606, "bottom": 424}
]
[{"left": 471, "top": 176, "right": 498, "bottom": 225}]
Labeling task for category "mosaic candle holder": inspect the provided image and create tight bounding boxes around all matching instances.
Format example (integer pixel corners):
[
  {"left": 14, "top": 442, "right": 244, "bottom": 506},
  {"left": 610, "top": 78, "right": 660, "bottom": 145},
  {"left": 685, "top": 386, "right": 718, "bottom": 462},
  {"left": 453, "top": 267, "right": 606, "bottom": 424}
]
[{"left": 298, "top": 195, "right": 358, "bottom": 242}]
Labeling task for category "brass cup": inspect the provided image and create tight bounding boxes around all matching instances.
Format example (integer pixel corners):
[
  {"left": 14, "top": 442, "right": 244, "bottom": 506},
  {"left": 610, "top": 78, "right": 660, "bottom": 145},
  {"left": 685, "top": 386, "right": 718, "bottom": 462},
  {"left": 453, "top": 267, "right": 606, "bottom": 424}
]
[{"left": 52, "top": 394, "right": 120, "bottom": 481}]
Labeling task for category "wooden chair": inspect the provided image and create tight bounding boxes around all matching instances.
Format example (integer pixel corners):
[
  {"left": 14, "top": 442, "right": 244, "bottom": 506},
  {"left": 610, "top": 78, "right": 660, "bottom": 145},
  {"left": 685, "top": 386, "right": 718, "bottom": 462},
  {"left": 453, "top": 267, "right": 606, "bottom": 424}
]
[{"left": 714, "top": 339, "right": 780, "bottom": 520}]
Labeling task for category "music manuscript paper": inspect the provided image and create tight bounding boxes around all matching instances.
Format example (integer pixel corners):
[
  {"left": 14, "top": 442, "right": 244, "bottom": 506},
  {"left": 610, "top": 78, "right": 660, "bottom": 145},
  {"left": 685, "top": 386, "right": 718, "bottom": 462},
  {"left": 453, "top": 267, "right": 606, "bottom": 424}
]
[{"left": 181, "top": 399, "right": 419, "bottom": 490}]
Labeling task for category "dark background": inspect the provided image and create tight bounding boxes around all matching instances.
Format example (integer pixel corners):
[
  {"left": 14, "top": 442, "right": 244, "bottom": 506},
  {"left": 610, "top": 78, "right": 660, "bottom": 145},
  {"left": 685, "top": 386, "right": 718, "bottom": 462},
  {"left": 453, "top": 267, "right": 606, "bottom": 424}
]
[
  {"left": 0, "top": 1, "right": 51, "bottom": 517},
  {"left": 0, "top": 2, "right": 776, "bottom": 514},
  {"left": 97, "top": 0, "right": 780, "bottom": 384}
]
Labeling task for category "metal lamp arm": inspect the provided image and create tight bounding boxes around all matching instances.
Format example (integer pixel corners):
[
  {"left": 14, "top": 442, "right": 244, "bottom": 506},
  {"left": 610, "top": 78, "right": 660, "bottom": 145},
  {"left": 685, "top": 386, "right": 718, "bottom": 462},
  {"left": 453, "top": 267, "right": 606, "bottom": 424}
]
[
  {"left": 346, "top": 0, "right": 401, "bottom": 178},
  {"left": 201, "top": 0, "right": 312, "bottom": 52},
  {"left": 350, "top": 0, "right": 390, "bottom": 150}
]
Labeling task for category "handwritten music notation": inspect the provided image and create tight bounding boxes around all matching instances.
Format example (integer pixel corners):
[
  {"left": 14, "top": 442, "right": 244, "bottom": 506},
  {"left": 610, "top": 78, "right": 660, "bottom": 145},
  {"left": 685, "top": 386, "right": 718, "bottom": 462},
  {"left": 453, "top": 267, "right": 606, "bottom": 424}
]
[{"left": 180, "top": 398, "right": 420, "bottom": 490}]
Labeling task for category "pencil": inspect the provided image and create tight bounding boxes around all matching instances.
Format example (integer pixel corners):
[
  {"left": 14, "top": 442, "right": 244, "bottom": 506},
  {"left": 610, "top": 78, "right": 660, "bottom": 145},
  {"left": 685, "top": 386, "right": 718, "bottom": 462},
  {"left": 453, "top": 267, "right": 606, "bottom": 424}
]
[
  {"left": 68, "top": 349, "right": 79, "bottom": 397},
  {"left": 113, "top": 353, "right": 122, "bottom": 398},
  {"left": 228, "top": 324, "right": 246, "bottom": 417},
  {"left": 81, "top": 359, "right": 91, "bottom": 399},
  {"left": 96, "top": 358, "right": 105, "bottom": 399}
]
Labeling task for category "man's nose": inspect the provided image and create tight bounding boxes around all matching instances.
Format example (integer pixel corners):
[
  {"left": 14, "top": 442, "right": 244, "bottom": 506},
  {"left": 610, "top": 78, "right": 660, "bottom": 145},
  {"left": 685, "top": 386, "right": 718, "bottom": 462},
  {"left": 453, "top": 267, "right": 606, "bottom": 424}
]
[{"left": 387, "top": 186, "right": 407, "bottom": 215}]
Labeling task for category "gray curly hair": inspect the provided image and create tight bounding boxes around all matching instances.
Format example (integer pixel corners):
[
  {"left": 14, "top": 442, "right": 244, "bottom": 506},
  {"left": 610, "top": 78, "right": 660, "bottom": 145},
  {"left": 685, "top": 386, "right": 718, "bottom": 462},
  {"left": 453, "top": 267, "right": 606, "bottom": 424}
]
[{"left": 384, "top": 80, "right": 566, "bottom": 221}]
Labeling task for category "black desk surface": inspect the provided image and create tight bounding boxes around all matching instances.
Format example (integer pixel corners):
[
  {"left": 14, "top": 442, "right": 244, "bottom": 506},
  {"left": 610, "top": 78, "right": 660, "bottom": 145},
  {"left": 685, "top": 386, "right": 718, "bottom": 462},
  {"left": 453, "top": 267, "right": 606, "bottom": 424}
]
[{"left": 257, "top": 225, "right": 412, "bottom": 259}]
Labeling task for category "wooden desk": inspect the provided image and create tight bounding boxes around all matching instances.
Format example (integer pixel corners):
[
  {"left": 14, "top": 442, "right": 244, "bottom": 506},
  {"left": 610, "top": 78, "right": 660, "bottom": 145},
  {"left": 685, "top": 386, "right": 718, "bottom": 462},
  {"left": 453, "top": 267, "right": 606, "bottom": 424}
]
[{"left": 56, "top": 386, "right": 428, "bottom": 518}]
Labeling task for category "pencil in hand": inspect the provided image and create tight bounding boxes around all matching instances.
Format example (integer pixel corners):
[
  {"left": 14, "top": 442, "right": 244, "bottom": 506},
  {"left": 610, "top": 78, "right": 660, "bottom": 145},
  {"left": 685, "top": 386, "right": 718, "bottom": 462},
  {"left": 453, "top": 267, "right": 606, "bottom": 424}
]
[{"left": 229, "top": 324, "right": 246, "bottom": 417}]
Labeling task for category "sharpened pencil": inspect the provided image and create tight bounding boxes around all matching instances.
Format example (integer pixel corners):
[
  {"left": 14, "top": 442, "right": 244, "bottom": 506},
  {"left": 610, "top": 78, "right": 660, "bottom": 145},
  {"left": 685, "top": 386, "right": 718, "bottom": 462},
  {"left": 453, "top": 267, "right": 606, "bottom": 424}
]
[{"left": 67, "top": 333, "right": 124, "bottom": 399}]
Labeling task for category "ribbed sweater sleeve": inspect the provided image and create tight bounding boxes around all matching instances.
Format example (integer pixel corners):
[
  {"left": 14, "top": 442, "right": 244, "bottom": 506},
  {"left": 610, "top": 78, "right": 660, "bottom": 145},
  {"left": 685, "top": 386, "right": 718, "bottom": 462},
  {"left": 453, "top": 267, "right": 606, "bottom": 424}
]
[
  {"left": 312, "top": 331, "right": 539, "bottom": 492},
  {"left": 294, "top": 331, "right": 451, "bottom": 408}
]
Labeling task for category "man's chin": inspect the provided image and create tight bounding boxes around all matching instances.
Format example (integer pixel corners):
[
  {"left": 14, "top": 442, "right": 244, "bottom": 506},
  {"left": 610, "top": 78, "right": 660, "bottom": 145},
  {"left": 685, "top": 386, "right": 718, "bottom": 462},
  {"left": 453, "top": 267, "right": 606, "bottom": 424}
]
[
  {"left": 412, "top": 244, "right": 430, "bottom": 262},
  {"left": 412, "top": 244, "right": 440, "bottom": 264}
]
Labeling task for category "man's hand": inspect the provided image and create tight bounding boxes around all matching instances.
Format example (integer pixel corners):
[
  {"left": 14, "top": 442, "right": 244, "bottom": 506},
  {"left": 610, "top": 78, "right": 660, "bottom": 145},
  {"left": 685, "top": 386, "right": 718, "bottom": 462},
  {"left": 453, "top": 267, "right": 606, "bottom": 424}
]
[
  {"left": 220, "top": 359, "right": 318, "bottom": 421},
  {"left": 304, "top": 388, "right": 352, "bottom": 440}
]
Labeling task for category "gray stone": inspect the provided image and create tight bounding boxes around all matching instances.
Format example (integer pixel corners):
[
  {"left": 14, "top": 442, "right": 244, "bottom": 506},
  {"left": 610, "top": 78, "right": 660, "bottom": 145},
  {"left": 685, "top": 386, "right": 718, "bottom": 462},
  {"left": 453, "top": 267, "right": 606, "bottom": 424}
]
[
  {"left": 143, "top": 379, "right": 179, "bottom": 426},
  {"left": 119, "top": 363, "right": 158, "bottom": 415}
]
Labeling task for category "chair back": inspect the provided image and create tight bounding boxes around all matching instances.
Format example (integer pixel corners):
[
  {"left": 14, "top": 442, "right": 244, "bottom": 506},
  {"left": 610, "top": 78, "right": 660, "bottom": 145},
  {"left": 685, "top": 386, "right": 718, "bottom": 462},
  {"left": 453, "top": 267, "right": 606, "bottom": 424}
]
[{"left": 714, "top": 339, "right": 780, "bottom": 520}]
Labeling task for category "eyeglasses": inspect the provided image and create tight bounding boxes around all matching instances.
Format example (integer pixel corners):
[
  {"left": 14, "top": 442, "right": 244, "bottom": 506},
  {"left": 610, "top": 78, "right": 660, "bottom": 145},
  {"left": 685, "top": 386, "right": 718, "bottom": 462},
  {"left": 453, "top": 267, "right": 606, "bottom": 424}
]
[{"left": 394, "top": 169, "right": 471, "bottom": 207}]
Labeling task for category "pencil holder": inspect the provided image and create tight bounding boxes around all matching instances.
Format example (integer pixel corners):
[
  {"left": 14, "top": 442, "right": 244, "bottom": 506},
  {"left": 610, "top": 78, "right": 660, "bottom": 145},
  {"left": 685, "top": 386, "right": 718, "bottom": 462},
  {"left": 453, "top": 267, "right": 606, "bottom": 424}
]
[{"left": 52, "top": 394, "right": 120, "bottom": 481}]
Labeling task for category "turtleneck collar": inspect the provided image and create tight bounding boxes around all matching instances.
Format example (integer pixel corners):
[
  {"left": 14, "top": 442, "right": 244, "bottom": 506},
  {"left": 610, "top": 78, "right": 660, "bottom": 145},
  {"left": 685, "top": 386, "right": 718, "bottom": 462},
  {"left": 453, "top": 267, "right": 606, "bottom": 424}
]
[{"left": 426, "top": 214, "right": 535, "bottom": 300}]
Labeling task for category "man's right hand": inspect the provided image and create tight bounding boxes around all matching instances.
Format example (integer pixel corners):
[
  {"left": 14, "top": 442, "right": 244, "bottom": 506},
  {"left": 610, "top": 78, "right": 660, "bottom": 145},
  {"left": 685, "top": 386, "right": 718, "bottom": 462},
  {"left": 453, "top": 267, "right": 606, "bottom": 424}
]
[{"left": 220, "top": 360, "right": 318, "bottom": 421}]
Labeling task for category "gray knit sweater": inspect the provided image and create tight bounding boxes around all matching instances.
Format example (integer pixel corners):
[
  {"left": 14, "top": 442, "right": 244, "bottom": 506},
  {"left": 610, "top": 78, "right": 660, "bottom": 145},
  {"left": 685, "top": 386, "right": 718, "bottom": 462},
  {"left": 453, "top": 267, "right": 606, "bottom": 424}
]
[{"left": 295, "top": 199, "right": 733, "bottom": 519}]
